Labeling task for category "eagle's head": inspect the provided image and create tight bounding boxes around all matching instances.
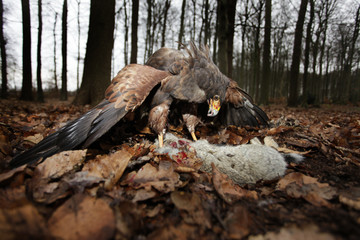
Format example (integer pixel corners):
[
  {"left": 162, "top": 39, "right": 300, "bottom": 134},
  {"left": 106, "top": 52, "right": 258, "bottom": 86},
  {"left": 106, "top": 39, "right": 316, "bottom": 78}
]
[{"left": 185, "top": 42, "right": 230, "bottom": 117}]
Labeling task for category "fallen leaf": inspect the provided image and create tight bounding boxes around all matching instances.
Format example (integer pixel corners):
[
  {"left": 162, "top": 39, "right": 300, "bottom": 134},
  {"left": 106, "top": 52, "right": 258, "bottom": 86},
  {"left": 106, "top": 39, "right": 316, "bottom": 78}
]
[
  {"left": 0, "top": 165, "right": 26, "bottom": 183},
  {"left": 339, "top": 187, "right": 360, "bottom": 210},
  {"left": 48, "top": 194, "right": 115, "bottom": 240},
  {"left": 124, "top": 161, "right": 182, "bottom": 193},
  {"left": 23, "top": 133, "right": 43, "bottom": 144},
  {"left": 0, "top": 204, "right": 49, "bottom": 240},
  {"left": 224, "top": 205, "right": 252, "bottom": 239},
  {"left": 170, "top": 191, "right": 211, "bottom": 228},
  {"left": 82, "top": 149, "right": 132, "bottom": 190},
  {"left": 277, "top": 172, "right": 336, "bottom": 208},
  {"left": 36, "top": 149, "right": 87, "bottom": 179},
  {"left": 249, "top": 224, "right": 335, "bottom": 240},
  {"left": 212, "top": 163, "right": 258, "bottom": 204}
]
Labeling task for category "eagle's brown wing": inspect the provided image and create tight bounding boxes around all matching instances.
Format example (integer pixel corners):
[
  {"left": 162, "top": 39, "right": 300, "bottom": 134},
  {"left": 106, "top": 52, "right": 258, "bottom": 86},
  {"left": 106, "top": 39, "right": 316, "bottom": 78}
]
[
  {"left": 10, "top": 64, "right": 170, "bottom": 168},
  {"left": 219, "top": 79, "right": 269, "bottom": 127}
]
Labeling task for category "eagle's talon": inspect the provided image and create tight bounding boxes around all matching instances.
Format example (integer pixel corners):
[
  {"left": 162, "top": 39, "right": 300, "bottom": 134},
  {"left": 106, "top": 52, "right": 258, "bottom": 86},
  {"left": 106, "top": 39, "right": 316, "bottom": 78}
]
[
  {"left": 191, "top": 132, "right": 198, "bottom": 141},
  {"left": 158, "top": 133, "right": 164, "bottom": 148}
]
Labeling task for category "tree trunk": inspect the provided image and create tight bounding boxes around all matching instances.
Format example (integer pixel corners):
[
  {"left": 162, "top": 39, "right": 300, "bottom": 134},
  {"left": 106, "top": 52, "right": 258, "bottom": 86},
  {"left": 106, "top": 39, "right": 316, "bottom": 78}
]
[
  {"left": 302, "top": 0, "right": 314, "bottom": 104},
  {"left": 203, "top": 0, "right": 210, "bottom": 46},
  {"left": 76, "top": 0, "right": 81, "bottom": 91},
  {"left": 60, "top": 0, "right": 67, "bottom": 101},
  {"left": 36, "top": 0, "right": 44, "bottom": 102},
  {"left": 161, "top": 0, "right": 171, "bottom": 47},
  {"left": 0, "top": 0, "right": 7, "bottom": 99},
  {"left": 144, "top": 0, "right": 152, "bottom": 60},
  {"left": 259, "top": 0, "right": 271, "bottom": 105},
  {"left": 288, "top": 0, "right": 308, "bottom": 107},
  {"left": 73, "top": 0, "right": 115, "bottom": 106},
  {"left": 178, "top": 0, "right": 186, "bottom": 49},
  {"left": 53, "top": 13, "right": 58, "bottom": 92},
  {"left": 130, "top": 0, "right": 139, "bottom": 64},
  {"left": 217, "top": 0, "right": 237, "bottom": 77},
  {"left": 123, "top": 0, "right": 129, "bottom": 65},
  {"left": 21, "top": 0, "right": 33, "bottom": 101}
]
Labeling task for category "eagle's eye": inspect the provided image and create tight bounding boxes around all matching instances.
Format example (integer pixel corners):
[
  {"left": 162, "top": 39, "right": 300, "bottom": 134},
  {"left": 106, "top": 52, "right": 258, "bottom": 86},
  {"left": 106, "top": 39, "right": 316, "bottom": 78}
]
[{"left": 214, "top": 95, "right": 220, "bottom": 101}]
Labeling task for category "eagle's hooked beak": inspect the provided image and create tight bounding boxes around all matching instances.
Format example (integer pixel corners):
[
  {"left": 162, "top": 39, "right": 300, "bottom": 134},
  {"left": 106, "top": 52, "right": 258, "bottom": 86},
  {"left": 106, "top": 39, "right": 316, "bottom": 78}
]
[{"left": 207, "top": 95, "right": 221, "bottom": 117}]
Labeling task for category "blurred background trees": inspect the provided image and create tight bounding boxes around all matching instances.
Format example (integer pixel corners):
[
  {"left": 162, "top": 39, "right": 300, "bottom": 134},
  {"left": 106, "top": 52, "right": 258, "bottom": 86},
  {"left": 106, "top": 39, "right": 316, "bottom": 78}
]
[{"left": 0, "top": 0, "right": 359, "bottom": 106}]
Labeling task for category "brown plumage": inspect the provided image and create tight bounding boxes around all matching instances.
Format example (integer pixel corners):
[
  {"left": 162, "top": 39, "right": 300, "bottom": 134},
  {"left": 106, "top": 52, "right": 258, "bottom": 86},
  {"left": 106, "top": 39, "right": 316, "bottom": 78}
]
[{"left": 9, "top": 42, "right": 268, "bottom": 168}]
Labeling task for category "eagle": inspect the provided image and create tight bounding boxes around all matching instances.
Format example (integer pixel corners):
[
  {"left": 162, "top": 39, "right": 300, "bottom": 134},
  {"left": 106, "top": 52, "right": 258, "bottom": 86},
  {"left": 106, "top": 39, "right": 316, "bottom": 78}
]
[{"left": 9, "top": 43, "right": 268, "bottom": 168}]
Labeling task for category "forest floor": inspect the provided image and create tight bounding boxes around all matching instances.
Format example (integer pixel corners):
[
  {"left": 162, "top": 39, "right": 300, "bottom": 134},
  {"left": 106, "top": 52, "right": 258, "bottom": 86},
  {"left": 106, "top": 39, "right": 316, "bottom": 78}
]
[{"left": 0, "top": 98, "right": 359, "bottom": 240}]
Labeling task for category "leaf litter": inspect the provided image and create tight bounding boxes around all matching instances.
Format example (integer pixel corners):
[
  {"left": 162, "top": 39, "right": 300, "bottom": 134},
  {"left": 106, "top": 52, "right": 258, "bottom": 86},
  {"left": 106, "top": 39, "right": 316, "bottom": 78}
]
[{"left": 0, "top": 99, "right": 360, "bottom": 239}]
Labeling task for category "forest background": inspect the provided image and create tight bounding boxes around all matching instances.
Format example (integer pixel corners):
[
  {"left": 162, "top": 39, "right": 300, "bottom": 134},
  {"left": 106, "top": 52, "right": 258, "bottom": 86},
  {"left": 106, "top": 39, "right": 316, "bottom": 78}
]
[{"left": 0, "top": 0, "right": 359, "bottom": 107}]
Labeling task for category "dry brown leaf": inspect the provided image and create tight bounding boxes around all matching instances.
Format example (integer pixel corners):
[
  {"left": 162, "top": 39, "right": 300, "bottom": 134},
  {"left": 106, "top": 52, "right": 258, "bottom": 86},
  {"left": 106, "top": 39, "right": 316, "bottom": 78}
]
[
  {"left": 225, "top": 205, "right": 252, "bottom": 239},
  {"left": 36, "top": 149, "right": 87, "bottom": 179},
  {"left": 124, "top": 161, "right": 182, "bottom": 193},
  {"left": 82, "top": 149, "right": 132, "bottom": 190},
  {"left": 339, "top": 187, "right": 360, "bottom": 210},
  {"left": 0, "top": 165, "right": 26, "bottom": 183},
  {"left": 48, "top": 194, "right": 115, "bottom": 240},
  {"left": 170, "top": 191, "right": 212, "bottom": 228},
  {"left": 0, "top": 134, "right": 12, "bottom": 155},
  {"left": 23, "top": 133, "right": 43, "bottom": 144},
  {"left": 0, "top": 186, "right": 28, "bottom": 208},
  {"left": 277, "top": 172, "right": 336, "bottom": 208},
  {"left": 0, "top": 204, "right": 49, "bottom": 240},
  {"left": 249, "top": 224, "right": 335, "bottom": 240},
  {"left": 212, "top": 163, "right": 258, "bottom": 204}
]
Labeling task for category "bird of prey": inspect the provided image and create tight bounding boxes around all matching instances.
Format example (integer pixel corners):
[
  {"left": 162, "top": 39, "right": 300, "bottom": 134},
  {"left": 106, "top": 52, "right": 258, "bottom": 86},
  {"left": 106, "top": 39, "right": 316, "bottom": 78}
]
[{"left": 9, "top": 42, "right": 268, "bottom": 168}]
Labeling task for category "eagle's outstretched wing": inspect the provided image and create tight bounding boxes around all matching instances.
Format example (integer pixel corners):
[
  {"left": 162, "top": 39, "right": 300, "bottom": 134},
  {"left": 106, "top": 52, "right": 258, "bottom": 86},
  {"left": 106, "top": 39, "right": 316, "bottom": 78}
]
[{"left": 10, "top": 64, "right": 170, "bottom": 168}]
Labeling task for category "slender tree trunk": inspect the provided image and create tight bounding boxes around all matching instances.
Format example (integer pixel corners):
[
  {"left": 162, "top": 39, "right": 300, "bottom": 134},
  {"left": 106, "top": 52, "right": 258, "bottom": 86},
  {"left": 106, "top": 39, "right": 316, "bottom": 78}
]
[
  {"left": 21, "top": 0, "right": 33, "bottom": 101},
  {"left": 123, "top": 0, "right": 129, "bottom": 65},
  {"left": 259, "top": 0, "right": 271, "bottom": 105},
  {"left": 130, "top": 0, "right": 139, "bottom": 64},
  {"left": 76, "top": 0, "right": 81, "bottom": 91},
  {"left": 73, "top": 0, "right": 115, "bottom": 106},
  {"left": 217, "top": 0, "right": 237, "bottom": 77},
  {"left": 203, "top": 0, "right": 210, "bottom": 46},
  {"left": 178, "top": 0, "right": 186, "bottom": 49},
  {"left": 302, "top": 0, "right": 314, "bottom": 104},
  {"left": 212, "top": 1, "right": 219, "bottom": 64},
  {"left": 53, "top": 13, "right": 58, "bottom": 92},
  {"left": 60, "top": 0, "right": 67, "bottom": 101},
  {"left": 161, "top": 0, "right": 171, "bottom": 47},
  {"left": 288, "top": 0, "right": 308, "bottom": 107},
  {"left": 343, "top": 4, "right": 360, "bottom": 103},
  {"left": 0, "top": 0, "right": 7, "bottom": 98},
  {"left": 144, "top": 0, "right": 152, "bottom": 60},
  {"left": 36, "top": 0, "right": 44, "bottom": 102}
]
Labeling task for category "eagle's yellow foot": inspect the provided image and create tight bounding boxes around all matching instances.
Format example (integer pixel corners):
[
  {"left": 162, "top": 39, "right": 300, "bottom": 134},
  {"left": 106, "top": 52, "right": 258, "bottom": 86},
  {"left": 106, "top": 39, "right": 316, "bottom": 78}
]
[
  {"left": 191, "top": 132, "right": 198, "bottom": 141},
  {"left": 158, "top": 133, "right": 164, "bottom": 148}
]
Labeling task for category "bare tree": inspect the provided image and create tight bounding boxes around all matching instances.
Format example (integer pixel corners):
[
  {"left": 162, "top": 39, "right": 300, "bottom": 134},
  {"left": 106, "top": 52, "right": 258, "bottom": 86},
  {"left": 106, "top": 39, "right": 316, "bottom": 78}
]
[
  {"left": 60, "top": 0, "right": 67, "bottom": 101},
  {"left": 21, "top": 0, "right": 33, "bottom": 101},
  {"left": 161, "top": 0, "right": 171, "bottom": 47},
  {"left": 302, "top": 0, "right": 314, "bottom": 104},
  {"left": 217, "top": 0, "right": 237, "bottom": 77},
  {"left": 53, "top": 13, "right": 58, "bottom": 92},
  {"left": 73, "top": 0, "right": 115, "bottom": 105},
  {"left": 178, "top": 0, "right": 186, "bottom": 49},
  {"left": 0, "top": 0, "right": 7, "bottom": 98},
  {"left": 123, "top": 0, "right": 129, "bottom": 65},
  {"left": 130, "top": 0, "right": 139, "bottom": 63},
  {"left": 76, "top": 0, "right": 81, "bottom": 91},
  {"left": 288, "top": 0, "right": 308, "bottom": 106},
  {"left": 36, "top": 0, "right": 44, "bottom": 102},
  {"left": 259, "top": 0, "right": 272, "bottom": 105}
]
